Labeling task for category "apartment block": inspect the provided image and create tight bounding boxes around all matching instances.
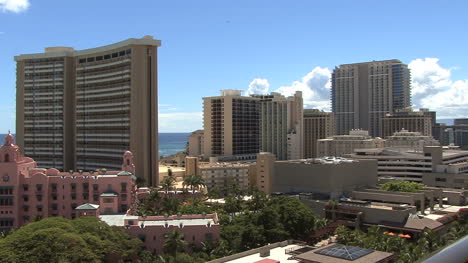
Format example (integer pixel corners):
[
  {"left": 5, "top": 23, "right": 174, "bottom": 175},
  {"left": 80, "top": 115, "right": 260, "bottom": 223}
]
[
  {"left": 303, "top": 109, "right": 334, "bottom": 158},
  {"left": 331, "top": 60, "right": 411, "bottom": 137},
  {"left": 15, "top": 36, "right": 160, "bottom": 185},
  {"left": 382, "top": 108, "right": 435, "bottom": 138},
  {"left": 317, "top": 129, "right": 384, "bottom": 157},
  {"left": 203, "top": 90, "right": 260, "bottom": 160},
  {"left": 0, "top": 133, "right": 136, "bottom": 231},
  {"left": 199, "top": 162, "right": 251, "bottom": 191},
  {"left": 188, "top": 130, "right": 204, "bottom": 157},
  {"left": 251, "top": 91, "right": 303, "bottom": 160}
]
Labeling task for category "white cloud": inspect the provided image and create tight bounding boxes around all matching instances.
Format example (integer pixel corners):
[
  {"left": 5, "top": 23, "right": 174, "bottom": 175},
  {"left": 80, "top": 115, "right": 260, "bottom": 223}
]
[
  {"left": 409, "top": 58, "right": 468, "bottom": 118},
  {"left": 0, "top": 0, "right": 30, "bottom": 13},
  {"left": 246, "top": 78, "right": 270, "bottom": 95},
  {"left": 159, "top": 112, "right": 202, "bottom": 132},
  {"left": 250, "top": 67, "right": 332, "bottom": 110}
]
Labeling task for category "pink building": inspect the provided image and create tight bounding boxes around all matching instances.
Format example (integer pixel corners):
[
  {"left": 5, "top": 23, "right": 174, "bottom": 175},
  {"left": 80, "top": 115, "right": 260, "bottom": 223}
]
[
  {"left": 0, "top": 132, "right": 136, "bottom": 231},
  {"left": 100, "top": 213, "right": 220, "bottom": 254}
]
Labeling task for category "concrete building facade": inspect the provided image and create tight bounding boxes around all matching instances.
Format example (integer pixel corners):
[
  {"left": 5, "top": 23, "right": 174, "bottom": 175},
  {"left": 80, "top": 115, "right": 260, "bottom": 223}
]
[
  {"left": 187, "top": 130, "right": 204, "bottom": 157},
  {"left": 253, "top": 153, "right": 377, "bottom": 199},
  {"left": 251, "top": 92, "right": 304, "bottom": 160},
  {"left": 382, "top": 108, "right": 434, "bottom": 138},
  {"left": 385, "top": 129, "right": 440, "bottom": 149},
  {"left": 203, "top": 90, "right": 260, "bottom": 159},
  {"left": 303, "top": 109, "right": 334, "bottom": 158},
  {"left": 15, "top": 36, "right": 161, "bottom": 186},
  {"left": 349, "top": 146, "right": 468, "bottom": 183},
  {"left": 331, "top": 59, "right": 411, "bottom": 137},
  {"left": 317, "top": 130, "right": 384, "bottom": 157}
]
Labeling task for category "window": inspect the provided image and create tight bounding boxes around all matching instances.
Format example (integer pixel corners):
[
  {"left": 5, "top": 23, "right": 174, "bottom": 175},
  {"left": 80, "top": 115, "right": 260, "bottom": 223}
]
[
  {"left": 52, "top": 193, "right": 57, "bottom": 200},
  {"left": 36, "top": 195, "right": 42, "bottom": 201},
  {"left": 51, "top": 183, "right": 57, "bottom": 192},
  {"left": 121, "top": 183, "right": 127, "bottom": 192},
  {"left": 83, "top": 193, "right": 89, "bottom": 200},
  {"left": 93, "top": 184, "right": 99, "bottom": 191},
  {"left": 22, "top": 195, "right": 29, "bottom": 202},
  {"left": 36, "top": 184, "right": 42, "bottom": 191},
  {"left": 83, "top": 183, "right": 89, "bottom": 191},
  {"left": 436, "top": 178, "right": 447, "bottom": 182},
  {"left": 52, "top": 203, "right": 58, "bottom": 210},
  {"left": 103, "top": 198, "right": 114, "bottom": 203},
  {"left": 121, "top": 194, "right": 127, "bottom": 201},
  {"left": 71, "top": 203, "right": 77, "bottom": 209},
  {"left": 120, "top": 204, "right": 128, "bottom": 212},
  {"left": 71, "top": 183, "right": 76, "bottom": 191},
  {"left": 23, "top": 205, "right": 29, "bottom": 212},
  {"left": 93, "top": 195, "right": 99, "bottom": 202},
  {"left": 23, "top": 184, "right": 29, "bottom": 191},
  {"left": 37, "top": 205, "right": 43, "bottom": 212},
  {"left": 71, "top": 193, "right": 76, "bottom": 200}
]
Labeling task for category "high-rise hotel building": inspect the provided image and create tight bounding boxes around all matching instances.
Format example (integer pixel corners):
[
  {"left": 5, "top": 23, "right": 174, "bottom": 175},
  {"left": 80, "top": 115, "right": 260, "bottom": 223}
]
[
  {"left": 331, "top": 59, "right": 411, "bottom": 137},
  {"left": 252, "top": 91, "right": 304, "bottom": 160},
  {"left": 303, "top": 109, "right": 334, "bottom": 158},
  {"left": 203, "top": 90, "right": 260, "bottom": 159},
  {"left": 15, "top": 36, "right": 160, "bottom": 186}
]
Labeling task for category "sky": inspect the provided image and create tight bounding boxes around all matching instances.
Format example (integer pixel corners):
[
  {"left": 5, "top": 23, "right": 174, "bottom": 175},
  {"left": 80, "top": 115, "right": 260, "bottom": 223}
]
[{"left": 0, "top": 0, "right": 467, "bottom": 132}]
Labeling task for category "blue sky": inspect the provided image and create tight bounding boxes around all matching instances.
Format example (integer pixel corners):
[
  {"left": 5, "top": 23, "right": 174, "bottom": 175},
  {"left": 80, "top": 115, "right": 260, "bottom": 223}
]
[{"left": 1, "top": 0, "right": 467, "bottom": 132}]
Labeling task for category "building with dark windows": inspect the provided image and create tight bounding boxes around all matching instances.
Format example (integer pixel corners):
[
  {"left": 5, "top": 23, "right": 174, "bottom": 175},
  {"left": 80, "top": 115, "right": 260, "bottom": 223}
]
[
  {"left": 303, "top": 109, "right": 334, "bottom": 158},
  {"left": 203, "top": 90, "right": 260, "bottom": 160},
  {"left": 15, "top": 36, "right": 160, "bottom": 185},
  {"left": 331, "top": 60, "right": 411, "bottom": 137},
  {"left": 381, "top": 108, "right": 435, "bottom": 138}
]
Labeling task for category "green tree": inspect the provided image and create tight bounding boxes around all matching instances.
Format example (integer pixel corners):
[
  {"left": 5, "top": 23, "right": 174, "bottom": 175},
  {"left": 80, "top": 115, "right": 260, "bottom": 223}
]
[
  {"left": 161, "top": 176, "right": 176, "bottom": 194},
  {"left": 380, "top": 181, "right": 423, "bottom": 192},
  {"left": 163, "top": 229, "right": 187, "bottom": 260},
  {"left": 183, "top": 175, "right": 206, "bottom": 194},
  {"left": 0, "top": 217, "right": 143, "bottom": 263}
]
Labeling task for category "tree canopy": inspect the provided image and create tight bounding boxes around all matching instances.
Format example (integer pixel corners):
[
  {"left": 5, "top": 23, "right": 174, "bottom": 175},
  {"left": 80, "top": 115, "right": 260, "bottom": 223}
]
[
  {"left": 380, "top": 181, "right": 424, "bottom": 192},
  {"left": 0, "top": 217, "right": 143, "bottom": 263}
]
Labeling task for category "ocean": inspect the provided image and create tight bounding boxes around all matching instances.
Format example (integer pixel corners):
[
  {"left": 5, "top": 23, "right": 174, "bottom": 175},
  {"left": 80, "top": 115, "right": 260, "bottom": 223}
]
[{"left": 0, "top": 133, "right": 191, "bottom": 158}]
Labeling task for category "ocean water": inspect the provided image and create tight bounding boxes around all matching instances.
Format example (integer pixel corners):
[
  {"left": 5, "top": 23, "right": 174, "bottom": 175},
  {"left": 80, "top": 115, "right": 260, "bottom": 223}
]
[
  {"left": 0, "top": 133, "right": 191, "bottom": 158},
  {"left": 158, "top": 133, "right": 190, "bottom": 157}
]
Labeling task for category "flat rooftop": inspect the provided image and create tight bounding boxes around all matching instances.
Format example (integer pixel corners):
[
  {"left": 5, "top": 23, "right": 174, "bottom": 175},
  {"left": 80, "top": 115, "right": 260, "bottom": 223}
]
[{"left": 223, "top": 244, "right": 300, "bottom": 263}]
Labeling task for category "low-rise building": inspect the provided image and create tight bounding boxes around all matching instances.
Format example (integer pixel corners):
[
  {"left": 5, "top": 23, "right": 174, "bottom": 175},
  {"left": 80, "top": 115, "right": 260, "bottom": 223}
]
[
  {"left": 384, "top": 129, "right": 440, "bottom": 149},
  {"left": 101, "top": 213, "right": 220, "bottom": 255},
  {"left": 349, "top": 146, "right": 468, "bottom": 183},
  {"left": 317, "top": 130, "right": 384, "bottom": 158},
  {"left": 253, "top": 153, "right": 377, "bottom": 199},
  {"left": 199, "top": 162, "right": 251, "bottom": 191}
]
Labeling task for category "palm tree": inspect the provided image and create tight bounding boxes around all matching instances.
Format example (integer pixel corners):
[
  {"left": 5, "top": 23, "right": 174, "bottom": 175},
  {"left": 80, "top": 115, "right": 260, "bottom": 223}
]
[
  {"left": 161, "top": 197, "right": 180, "bottom": 215},
  {"left": 183, "top": 175, "right": 206, "bottom": 194},
  {"left": 163, "top": 229, "right": 187, "bottom": 260},
  {"left": 160, "top": 176, "right": 175, "bottom": 194}
]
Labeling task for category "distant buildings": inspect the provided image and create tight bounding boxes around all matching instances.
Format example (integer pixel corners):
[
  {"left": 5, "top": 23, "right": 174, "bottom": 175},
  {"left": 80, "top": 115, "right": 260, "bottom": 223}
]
[
  {"left": 317, "top": 130, "right": 384, "bottom": 158},
  {"left": 384, "top": 129, "right": 439, "bottom": 149},
  {"left": 303, "top": 109, "right": 334, "bottom": 158},
  {"left": 252, "top": 91, "right": 304, "bottom": 160},
  {"left": 349, "top": 146, "right": 468, "bottom": 183},
  {"left": 203, "top": 90, "right": 260, "bottom": 160},
  {"left": 331, "top": 59, "right": 411, "bottom": 137},
  {"left": 382, "top": 108, "right": 435, "bottom": 138},
  {"left": 435, "top": 118, "right": 468, "bottom": 149},
  {"left": 15, "top": 36, "right": 161, "bottom": 186},
  {"left": 187, "top": 130, "right": 204, "bottom": 157}
]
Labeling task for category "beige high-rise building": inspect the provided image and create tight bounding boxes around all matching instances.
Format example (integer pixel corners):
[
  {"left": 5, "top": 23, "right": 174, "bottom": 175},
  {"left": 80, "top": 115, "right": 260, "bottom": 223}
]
[
  {"left": 15, "top": 36, "right": 161, "bottom": 186},
  {"left": 187, "top": 130, "right": 204, "bottom": 157},
  {"left": 381, "top": 108, "right": 434, "bottom": 138},
  {"left": 303, "top": 109, "right": 335, "bottom": 158},
  {"left": 203, "top": 90, "right": 260, "bottom": 160},
  {"left": 251, "top": 91, "right": 303, "bottom": 160},
  {"left": 332, "top": 59, "right": 411, "bottom": 137}
]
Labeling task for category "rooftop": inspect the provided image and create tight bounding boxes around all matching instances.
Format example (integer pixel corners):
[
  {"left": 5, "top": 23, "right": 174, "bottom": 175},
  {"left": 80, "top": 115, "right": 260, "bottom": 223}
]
[{"left": 294, "top": 243, "right": 394, "bottom": 263}]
